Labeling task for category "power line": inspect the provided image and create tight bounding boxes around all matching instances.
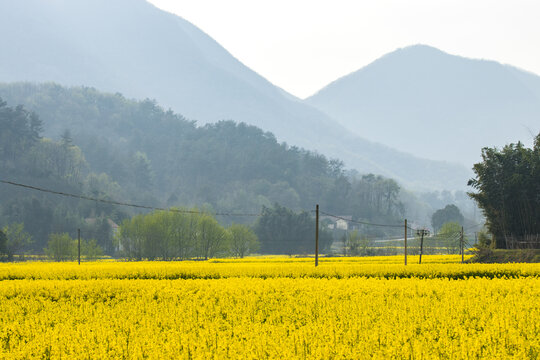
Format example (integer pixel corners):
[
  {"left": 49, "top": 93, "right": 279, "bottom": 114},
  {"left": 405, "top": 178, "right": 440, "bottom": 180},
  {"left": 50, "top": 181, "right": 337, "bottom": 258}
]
[
  {"left": 0, "top": 179, "right": 262, "bottom": 217},
  {"left": 464, "top": 240, "right": 476, "bottom": 249},
  {"left": 320, "top": 210, "right": 404, "bottom": 229},
  {"left": 2, "top": 179, "right": 470, "bottom": 230},
  {"left": 464, "top": 222, "right": 485, "bottom": 232},
  {"left": 432, "top": 232, "right": 461, "bottom": 241}
]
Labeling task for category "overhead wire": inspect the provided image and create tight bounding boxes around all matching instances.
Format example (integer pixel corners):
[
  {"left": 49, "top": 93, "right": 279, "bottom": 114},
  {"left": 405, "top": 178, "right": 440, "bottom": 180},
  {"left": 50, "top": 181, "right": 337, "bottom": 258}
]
[
  {"left": 464, "top": 222, "right": 485, "bottom": 232},
  {"left": 0, "top": 179, "right": 262, "bottom": 217},
  {"left": 1, "top": 179, "right": 474, "bottom": 238},
  {"left": 320, "top": 210, "right": 404, "bottom": 229}
]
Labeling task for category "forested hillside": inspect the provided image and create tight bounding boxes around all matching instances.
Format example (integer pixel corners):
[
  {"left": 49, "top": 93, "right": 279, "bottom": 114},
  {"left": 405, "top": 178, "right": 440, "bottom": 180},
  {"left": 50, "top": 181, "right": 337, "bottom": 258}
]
[{"left": 0, "top": 85, "right": 406, "bottom": 253}]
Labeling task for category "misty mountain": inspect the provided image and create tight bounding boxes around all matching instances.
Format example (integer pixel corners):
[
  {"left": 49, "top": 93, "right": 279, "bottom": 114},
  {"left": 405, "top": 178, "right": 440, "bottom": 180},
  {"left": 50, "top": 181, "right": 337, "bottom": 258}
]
[
  {"left": 0, "top": 0, "right": 471, "bottom": 190},
  {"left": 306, "top": 45, "right": 540, "bottom": 165}
]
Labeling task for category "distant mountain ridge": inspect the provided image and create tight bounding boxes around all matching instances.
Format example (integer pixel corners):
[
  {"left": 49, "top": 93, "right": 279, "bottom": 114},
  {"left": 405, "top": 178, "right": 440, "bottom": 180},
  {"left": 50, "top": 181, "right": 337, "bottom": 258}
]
[
  {"left": 0, "top": 0, "right": 471, "bottom": 190},
  {"left": 306, "top": 45, "right": 540, "bottom": 165}
]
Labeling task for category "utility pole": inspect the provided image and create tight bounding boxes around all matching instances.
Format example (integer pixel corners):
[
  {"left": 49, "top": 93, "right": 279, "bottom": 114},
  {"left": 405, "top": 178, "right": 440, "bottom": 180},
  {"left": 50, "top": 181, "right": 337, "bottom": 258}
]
[
  {"left": 78, "top": 228, "right": 81, "bottom": 265},
  {"left": 461, "top": 226, "right": 464, "bottom": 264},
  {"left": 417, "top": 229, "right": 429, "bottom": 264},
  {"left": 404, "top": 219, "right": 408, "bottom": 265},
  {"left": 315, "top": 204, "right": 319, "bottom": 267}
]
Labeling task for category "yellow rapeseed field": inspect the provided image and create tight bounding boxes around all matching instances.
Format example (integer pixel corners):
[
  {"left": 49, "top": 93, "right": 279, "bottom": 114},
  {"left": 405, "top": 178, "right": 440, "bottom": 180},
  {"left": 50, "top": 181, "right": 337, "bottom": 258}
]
[{"left": 0, "top": 256, "right": 539, "bottom": 359}]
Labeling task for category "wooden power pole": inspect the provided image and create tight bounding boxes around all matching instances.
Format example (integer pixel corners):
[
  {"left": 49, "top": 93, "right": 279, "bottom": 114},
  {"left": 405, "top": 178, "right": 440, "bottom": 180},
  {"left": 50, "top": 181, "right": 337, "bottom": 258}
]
[
  {"left": 404, "top": 219, "right": 408, "bottom": 265},
  {"left": 78, "top": 228, "right": 81, "bottom": 265},
  {"left": 315, "top": 204, "right": 319, "bottom": 267},
  {"left": 461, "top": 226, "right": 464, "bottom": 263},
  {"left": 417, "top": 229, "right": 429, "bottom": 264}
]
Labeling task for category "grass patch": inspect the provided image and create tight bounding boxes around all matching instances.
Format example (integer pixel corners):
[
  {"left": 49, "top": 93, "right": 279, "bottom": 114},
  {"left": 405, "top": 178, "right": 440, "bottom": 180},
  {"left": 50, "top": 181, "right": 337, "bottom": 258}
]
[{"left": 468, "top": 248, "right": 540, "bottom": 263}]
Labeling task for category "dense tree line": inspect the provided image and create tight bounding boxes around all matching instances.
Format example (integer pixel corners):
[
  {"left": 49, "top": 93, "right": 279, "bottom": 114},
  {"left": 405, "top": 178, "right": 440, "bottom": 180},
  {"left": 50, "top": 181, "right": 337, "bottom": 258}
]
[
  {"left": 117, "top": 210, "right": 258, "bottom": 260},
  {"left": 468, "top": 134, "right": 540, "bottom": 248}
]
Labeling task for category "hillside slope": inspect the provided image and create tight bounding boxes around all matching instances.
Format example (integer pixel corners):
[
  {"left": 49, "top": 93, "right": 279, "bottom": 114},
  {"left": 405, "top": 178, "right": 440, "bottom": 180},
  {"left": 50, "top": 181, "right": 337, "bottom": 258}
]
[{"left": 307, "top": 45, "right": 540, "bottom": 165}]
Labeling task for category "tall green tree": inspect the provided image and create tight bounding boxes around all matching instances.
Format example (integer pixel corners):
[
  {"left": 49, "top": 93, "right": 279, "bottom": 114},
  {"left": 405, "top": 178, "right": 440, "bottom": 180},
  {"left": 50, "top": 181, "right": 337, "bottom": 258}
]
[
  {"left": 81, "top": 238, "right": 104, "bottom": 260},
  {"left": 431, "top": 204, "right": 464, "bottom": 233},
  {"left": 468, "top": 134, "right": 540, "bottom": 248},
  {"left": 45, "top": 233, "right": 75, "bottom": 261},
  {"left": 117, "top": 214, "right": 146, "bottom": 261},
  {"left": 228, "top": 224, "right": 259, "bottom": 258},
  {"left": 1, "top": 223, "right": 33, "bottom": 261},
  {"left": 343, "top": 230, "right": 371, "bottom": 256},
  {"left": 0, "top": 98, "right": 41, "bottom": 169},
  {"left": 437, "top": 221, "right": 464, "bottom": 254},
  {"left": 197, "top": 214, "right": 229, "bottom": 260}
]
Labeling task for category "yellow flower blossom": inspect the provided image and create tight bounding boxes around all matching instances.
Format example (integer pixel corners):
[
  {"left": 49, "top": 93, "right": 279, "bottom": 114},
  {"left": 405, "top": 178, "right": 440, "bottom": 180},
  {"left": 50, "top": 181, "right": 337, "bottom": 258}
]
[{"left": 0, "top": 256, "right": 538, "bottom": 359}]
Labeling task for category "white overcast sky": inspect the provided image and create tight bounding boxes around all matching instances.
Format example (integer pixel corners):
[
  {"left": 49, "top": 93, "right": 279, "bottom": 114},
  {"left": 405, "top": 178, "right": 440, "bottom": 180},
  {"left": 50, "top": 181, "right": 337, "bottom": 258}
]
[{"left": 148, "top": 0, "right": 540, "bottom": 99}]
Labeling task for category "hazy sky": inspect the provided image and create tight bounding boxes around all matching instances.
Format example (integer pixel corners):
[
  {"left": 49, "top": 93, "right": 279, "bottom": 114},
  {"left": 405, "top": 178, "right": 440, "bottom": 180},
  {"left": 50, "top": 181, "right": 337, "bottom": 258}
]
[{"left": 148, "top": 0, "right": 540, "bottom": 99}]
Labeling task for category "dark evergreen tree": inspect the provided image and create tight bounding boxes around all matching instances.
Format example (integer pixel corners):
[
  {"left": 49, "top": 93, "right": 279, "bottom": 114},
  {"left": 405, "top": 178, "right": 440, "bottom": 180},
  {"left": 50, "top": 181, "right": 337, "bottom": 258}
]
[
  {"left": 431, "top": 204, "right": 464, "bottom": 233},
  {"left": 468, "top": 134, "right": 540, "bottom": 248}
]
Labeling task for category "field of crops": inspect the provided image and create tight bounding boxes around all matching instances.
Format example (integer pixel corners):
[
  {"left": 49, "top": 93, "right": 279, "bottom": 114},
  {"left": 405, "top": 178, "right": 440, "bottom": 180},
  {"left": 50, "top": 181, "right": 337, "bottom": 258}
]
[{"left": 1, "top": 256, "right": 539, "bottom": 359}]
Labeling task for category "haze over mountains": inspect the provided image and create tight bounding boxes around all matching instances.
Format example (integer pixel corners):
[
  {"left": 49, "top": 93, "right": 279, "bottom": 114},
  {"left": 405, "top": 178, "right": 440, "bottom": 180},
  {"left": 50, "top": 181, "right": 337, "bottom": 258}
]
[
  {"left": 307, "top": 45, "right": 540, "bottom": 165},
  {"left": 1, "top": 0, "right": 535, "bottom": 190}
]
